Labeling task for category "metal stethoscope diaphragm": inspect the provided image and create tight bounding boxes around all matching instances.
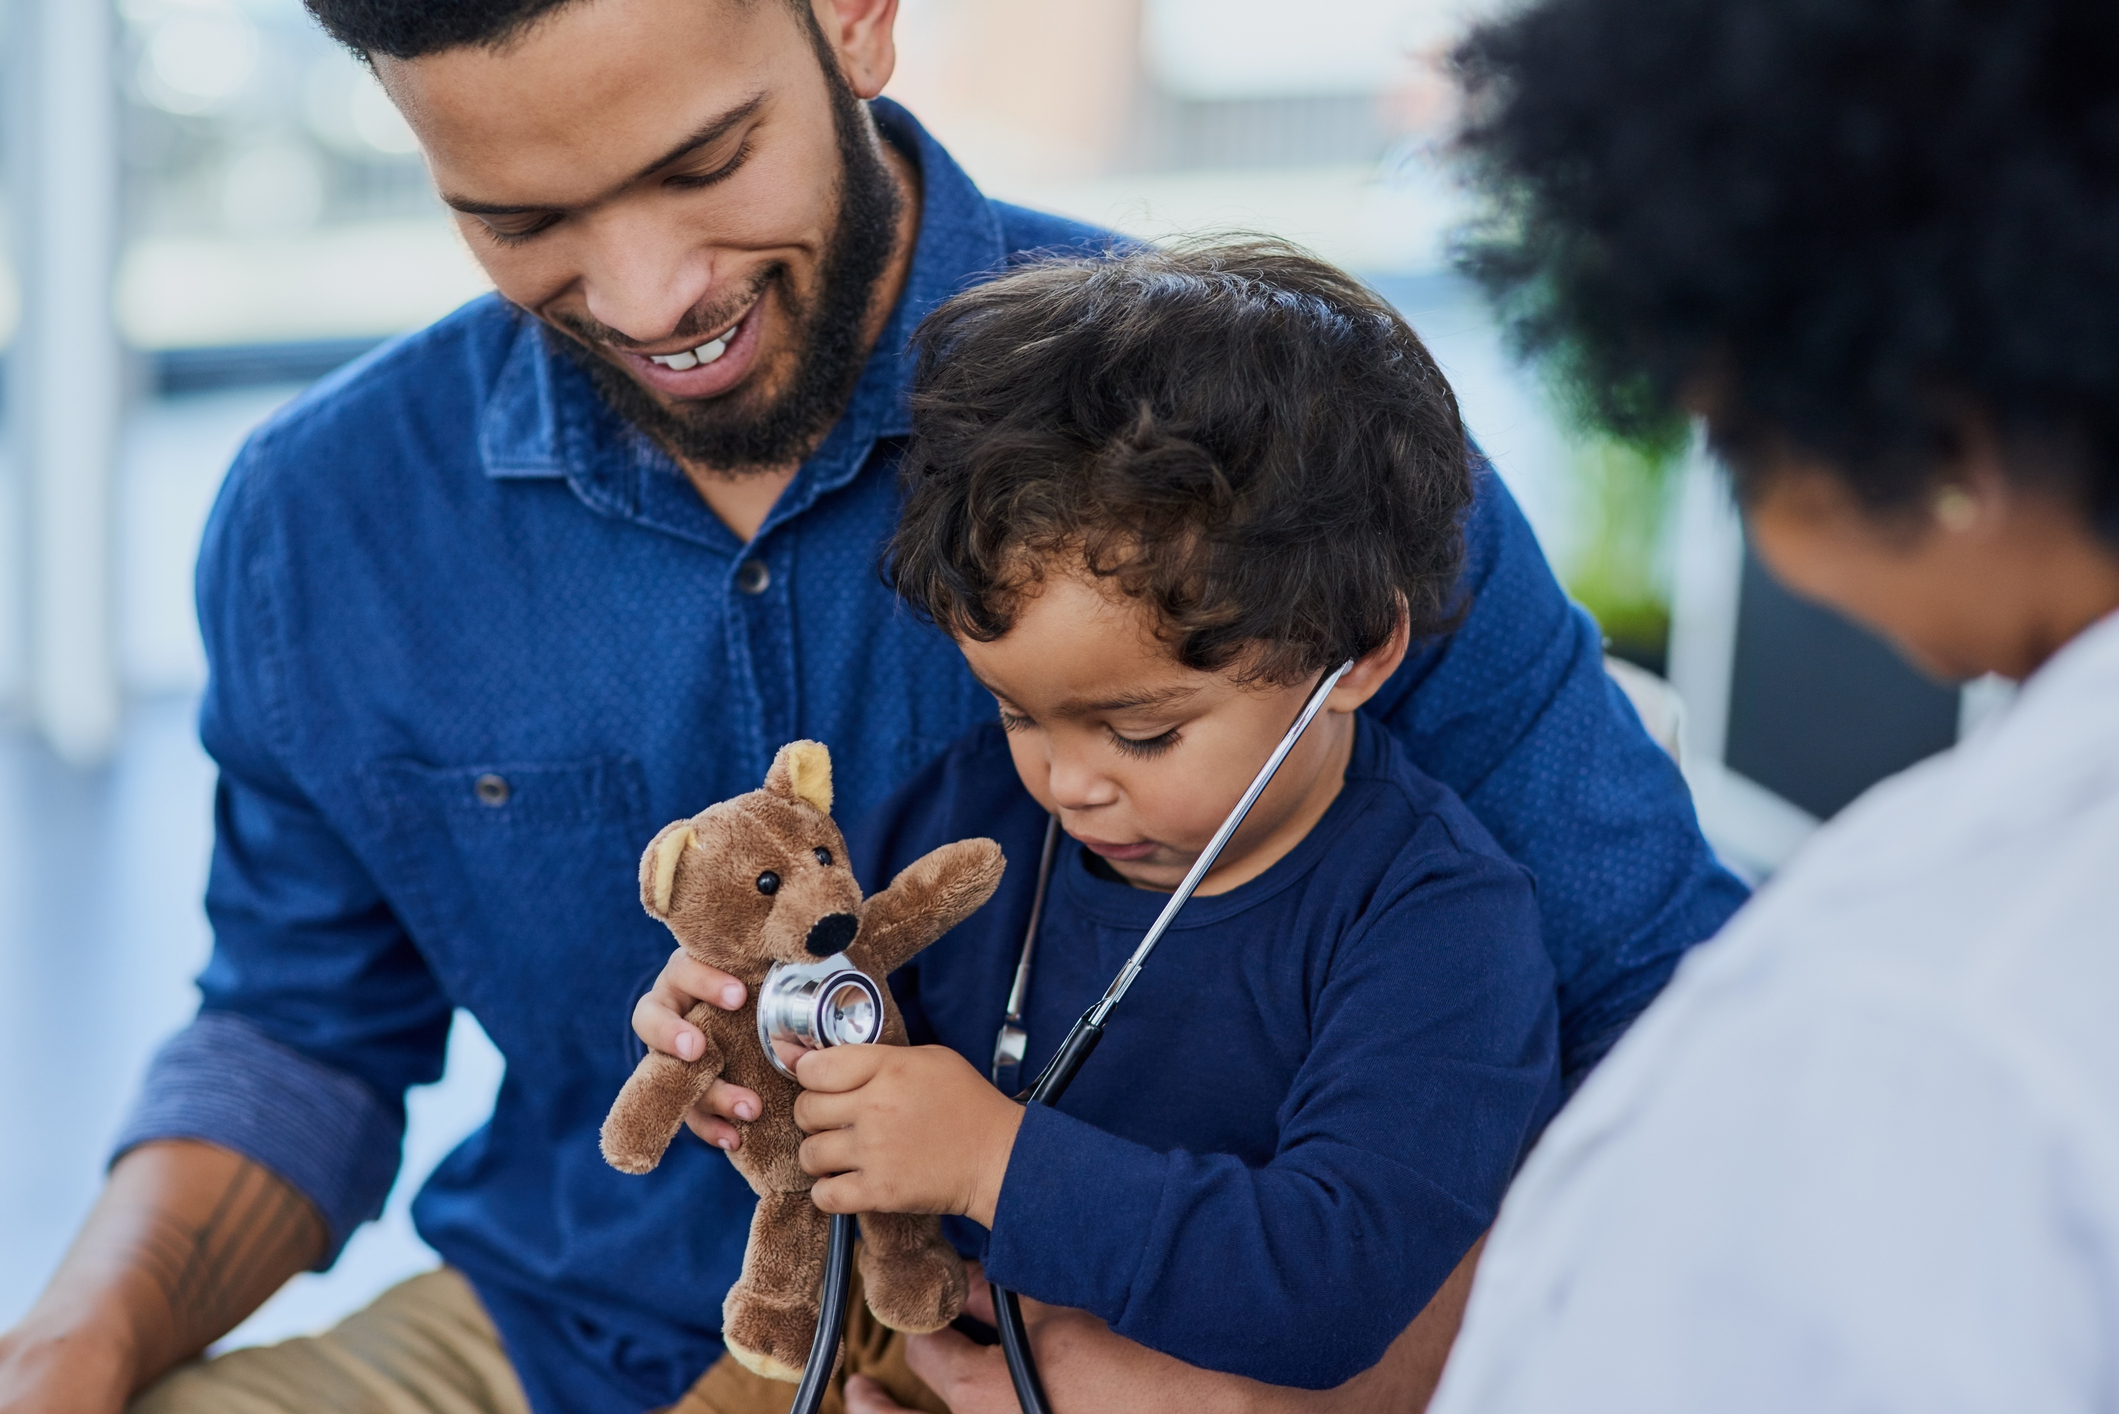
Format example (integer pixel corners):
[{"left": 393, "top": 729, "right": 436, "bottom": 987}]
[{"left": 755, "top": 951, "right": 885, "bottom": 1081}]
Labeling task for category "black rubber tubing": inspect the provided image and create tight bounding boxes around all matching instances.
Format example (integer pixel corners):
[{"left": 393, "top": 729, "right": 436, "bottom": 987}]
[
  {"left": 790, "top": 1012, "right": 1103, "bottom": 1414},
  {"left": 789, "top": 1211, "right": 859, "bottom": 1414},
  {"left": 992, "top": 1010, "right": 1106, "bottom": 1413}
]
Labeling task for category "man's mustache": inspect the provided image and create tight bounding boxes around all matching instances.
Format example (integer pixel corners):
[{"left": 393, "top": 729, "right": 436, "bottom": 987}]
[{"left": 548, "top": 269, "right": 778, "bottom": 353}]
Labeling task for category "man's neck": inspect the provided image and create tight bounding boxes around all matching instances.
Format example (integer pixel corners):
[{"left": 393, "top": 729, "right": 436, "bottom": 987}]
[{"left": 683, "top": 139, "right": 924, "bottom": 543}]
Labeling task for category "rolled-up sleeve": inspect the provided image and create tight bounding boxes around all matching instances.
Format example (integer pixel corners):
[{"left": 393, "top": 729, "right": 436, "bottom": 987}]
[
  {"left": 112, "top": 1013, "right": 407, "bottom": 1258},
  {"left": 112, "top": 436, "right": 452, "bottom": 1265}
]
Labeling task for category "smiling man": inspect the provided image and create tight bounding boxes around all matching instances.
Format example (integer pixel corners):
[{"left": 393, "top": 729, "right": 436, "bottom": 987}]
[{"left": 0, "top": 1, "right": 1746, "bottom": 1412}]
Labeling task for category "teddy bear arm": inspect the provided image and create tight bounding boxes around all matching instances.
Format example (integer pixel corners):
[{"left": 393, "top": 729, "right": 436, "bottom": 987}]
[
  {"left": 599, "top": 1019, "right": 726, "bottom": 1176},
  {"left": 852, "top": 838, "right": 1007, "bottom": 976}
]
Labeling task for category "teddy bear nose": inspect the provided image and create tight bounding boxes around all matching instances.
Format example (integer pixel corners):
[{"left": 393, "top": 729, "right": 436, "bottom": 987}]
[{"left": 804, "top": 912, "right": 860, "bottom": 958}]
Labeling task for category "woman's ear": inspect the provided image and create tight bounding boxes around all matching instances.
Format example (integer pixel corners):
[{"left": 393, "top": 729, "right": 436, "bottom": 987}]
[{"left": 1326, "top": 598, "right": 1413, "bottom": 713}]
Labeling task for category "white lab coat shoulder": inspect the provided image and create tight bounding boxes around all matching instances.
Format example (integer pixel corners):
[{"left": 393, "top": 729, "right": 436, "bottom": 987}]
[{"left": 1431, "top": 611, "right": 2119, "bottom": 1414}]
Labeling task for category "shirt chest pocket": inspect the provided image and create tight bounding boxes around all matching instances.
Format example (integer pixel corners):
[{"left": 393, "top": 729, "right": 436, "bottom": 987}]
[{"left": 357, "top": 755, "right": 665, "bottom": 1058}]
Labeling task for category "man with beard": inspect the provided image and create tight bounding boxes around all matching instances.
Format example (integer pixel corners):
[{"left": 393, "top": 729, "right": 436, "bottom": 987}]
[{"left": 0, "top": 1, "right": 1746, "bottom": 1412}]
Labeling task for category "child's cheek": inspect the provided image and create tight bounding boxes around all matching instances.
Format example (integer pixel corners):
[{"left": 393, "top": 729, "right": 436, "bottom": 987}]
[{"left": 1006, "top": 734, "right": 1058, "bottom": 814}]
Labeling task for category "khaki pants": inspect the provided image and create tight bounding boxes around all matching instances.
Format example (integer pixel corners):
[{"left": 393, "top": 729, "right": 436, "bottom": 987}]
[{"left": 131, "top": 1268, "right": 945, "bottom": 1414}]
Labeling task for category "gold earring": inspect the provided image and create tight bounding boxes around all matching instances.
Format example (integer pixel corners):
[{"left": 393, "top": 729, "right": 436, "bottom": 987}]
[{"left": 1933, "top": 485, "right": 1978, "bottom": 532}]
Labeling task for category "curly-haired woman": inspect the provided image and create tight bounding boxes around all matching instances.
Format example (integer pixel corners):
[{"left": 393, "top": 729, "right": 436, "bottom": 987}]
[{"left": 1431, "top": 2, "right": 2119, "bottom": 1410}]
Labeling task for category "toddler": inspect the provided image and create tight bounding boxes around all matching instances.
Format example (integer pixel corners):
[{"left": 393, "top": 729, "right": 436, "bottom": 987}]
[{"left": 792, "top": 239, "right": 1562, "bottom": 1392}]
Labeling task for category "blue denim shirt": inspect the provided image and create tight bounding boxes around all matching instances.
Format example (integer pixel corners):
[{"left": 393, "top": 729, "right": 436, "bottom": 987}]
[{"left": 117, "top": 102, "right": 1746, "bottom": 1413}]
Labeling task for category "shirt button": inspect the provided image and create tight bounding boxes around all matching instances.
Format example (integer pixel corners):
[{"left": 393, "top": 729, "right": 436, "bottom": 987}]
[
  {"left": 475, "top": 774, "right": 510, "bottom": 807},
  {"left": 735, "top": 558, "right": 771, "bottom": 595}
]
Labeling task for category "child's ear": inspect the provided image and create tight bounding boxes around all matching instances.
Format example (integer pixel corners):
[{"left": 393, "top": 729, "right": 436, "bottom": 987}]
[
  {"left": 763, "top": 740, "right": 834, "bottom": 815},
  {"left": 640, "top": 823, "right": 696, "bottom": 919},
  {"left": 1329, "top": 597, "right": 1414, "bottom": 712}
]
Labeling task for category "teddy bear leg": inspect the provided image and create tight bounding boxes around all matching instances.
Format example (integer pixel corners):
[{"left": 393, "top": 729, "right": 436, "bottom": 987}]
[
  {"left": 722, "top": 1192, "right": 833, "bottom": 1383},
  {"left": 856, "top": 1212, "right": 967, "bottom": 1335}
]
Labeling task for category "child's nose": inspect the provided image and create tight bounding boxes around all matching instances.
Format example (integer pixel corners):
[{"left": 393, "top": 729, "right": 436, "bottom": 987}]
[{"left": 1045, "top": 750, "right": 1119, "bottom": 810}]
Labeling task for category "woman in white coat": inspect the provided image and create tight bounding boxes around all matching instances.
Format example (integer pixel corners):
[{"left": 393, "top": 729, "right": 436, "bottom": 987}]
[{"left": 1432, "top": 1, "right": 2119, "bottom": 1410}]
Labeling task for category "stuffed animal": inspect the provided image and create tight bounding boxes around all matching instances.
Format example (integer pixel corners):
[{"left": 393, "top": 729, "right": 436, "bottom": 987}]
[{"left": 600, "top": 740, "right": 1006, "bottom": 1381}]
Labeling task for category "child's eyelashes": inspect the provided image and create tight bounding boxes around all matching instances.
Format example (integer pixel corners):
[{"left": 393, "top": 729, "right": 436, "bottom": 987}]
[
  {"left": 1108, "top": 726, "right": 1182, "bottom": 760},
  {"left": 994, "top": 701, "right": 1180, "bottom": 759}
]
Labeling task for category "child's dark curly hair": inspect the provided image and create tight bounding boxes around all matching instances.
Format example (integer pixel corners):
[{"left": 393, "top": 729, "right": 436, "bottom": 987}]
[
  {"left": 1455, "top": 0, "right": 2119, "bottom": 543},
  {"left": 887, "top": 239, "right": 1471, "bottom": 685}
]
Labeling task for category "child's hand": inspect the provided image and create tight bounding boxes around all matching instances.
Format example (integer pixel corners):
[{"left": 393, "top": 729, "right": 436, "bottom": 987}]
[
  {"left": 794, "top": 1045, "right": 1024, "bottom": 1227},
  {"left": 631, "top": 945, "right": 763, "bottom": 1151}
]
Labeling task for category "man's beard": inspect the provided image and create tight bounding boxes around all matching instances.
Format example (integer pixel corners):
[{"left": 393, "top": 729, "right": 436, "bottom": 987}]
[{"left": 548, "top": 46, "right": 904, "bottom": 473}]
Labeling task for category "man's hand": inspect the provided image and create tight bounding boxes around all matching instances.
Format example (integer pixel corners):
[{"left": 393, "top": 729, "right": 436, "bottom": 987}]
[
  {"left": 792, "top": 1045, "right": 1023, "bottom": 1226},
  {"left": 631, "top": 945, "right": 763, "bottom": 1151}
]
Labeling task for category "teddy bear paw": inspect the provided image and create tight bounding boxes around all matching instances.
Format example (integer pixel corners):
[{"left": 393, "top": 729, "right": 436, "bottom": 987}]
[
  {"left": 722, "top": 1289, "right": 821, "bottom": 1384},
  {"left": 860, "top": 1241, "right": 968, "bottom": 1335}
]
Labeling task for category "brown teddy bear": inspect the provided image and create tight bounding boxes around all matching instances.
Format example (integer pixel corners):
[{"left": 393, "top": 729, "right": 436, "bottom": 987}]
[{"left": 600, "top": 740, "right": 1006, "bottom": 1381}]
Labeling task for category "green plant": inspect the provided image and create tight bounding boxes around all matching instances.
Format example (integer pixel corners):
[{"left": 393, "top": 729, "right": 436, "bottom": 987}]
[{"left": 1566, "top": 432, "right": 1679, "bottom": 671}]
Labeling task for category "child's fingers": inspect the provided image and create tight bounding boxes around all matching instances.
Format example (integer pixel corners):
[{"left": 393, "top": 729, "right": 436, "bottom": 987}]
[
  {"left": 790, "top": 1086, "right": 851, "bottom": 1135},
  {"left": 631, "top": 986, "right": 706, "bottom": 1061},
  {"left": 792, "top": 1042, "right": 888, "bottom": 1092},
  {"left": 807, "top": 1170, "right": 865, "bottom": 1213},
  {"left": 633, "top": 948, "right": 747, "bottom": 1061},
  {"left": 798, "top": 1127, "right": 859, "bottom": 1181},
  {"left": 682, "top": 1110, "right": 741, "bottom": 1152},
  {"left": 661, "top": 949, "right": 748, "bottom": 1011},
  {"left": 682, "top": 1078, "right": 763, "bottom": 1152}
]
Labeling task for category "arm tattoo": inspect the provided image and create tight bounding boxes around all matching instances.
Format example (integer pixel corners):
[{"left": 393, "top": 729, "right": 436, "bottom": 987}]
[{"left": 127, "top": 1159, "right": 325, "bottom": 1355}]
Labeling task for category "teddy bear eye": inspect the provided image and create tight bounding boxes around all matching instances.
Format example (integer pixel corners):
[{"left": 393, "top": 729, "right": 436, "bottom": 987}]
[
  {"left": 813, "top": 847, "right": 832, "bottom": 867},
  {"left": 756, "top": 871, "right": 780, "bottom": 895}
]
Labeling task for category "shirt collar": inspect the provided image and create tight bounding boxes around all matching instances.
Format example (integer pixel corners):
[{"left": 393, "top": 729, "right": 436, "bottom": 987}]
[{"left": 476, "top": 98, "right": 1008, "bottom": 546}]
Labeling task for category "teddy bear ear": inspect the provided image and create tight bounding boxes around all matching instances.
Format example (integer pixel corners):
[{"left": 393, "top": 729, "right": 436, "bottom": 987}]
[
  {"left": 640, "top": 823, "right": 696, "bottom": 918},
  {"left": 763, "top": 740, "right": 833, "bottom": 816}
]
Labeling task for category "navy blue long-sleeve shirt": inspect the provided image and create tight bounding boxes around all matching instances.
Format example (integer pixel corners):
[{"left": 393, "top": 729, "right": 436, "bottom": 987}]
[
  {"left": 110, "top": 98, "right": 1745, "bottom": 1414},
  {"left": 856, "top": 721, "right": 1562, "bottom": 1388}
]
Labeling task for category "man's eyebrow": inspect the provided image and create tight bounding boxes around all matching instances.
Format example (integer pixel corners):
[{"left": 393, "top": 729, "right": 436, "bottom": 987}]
[
  {"left": 629, "top": 93, "right": 767, "bottom": 183},
  {"left": 438, "top": 93, "right": 767, "bottom": 217}
]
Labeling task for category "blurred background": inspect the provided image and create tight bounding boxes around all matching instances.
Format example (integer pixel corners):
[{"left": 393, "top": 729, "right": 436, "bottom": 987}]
[{"left": 0, "top": 0, "right": 1996, "bottom": 1360}]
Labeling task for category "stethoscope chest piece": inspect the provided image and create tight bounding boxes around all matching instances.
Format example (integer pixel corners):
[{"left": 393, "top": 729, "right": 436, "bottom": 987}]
[{"left": 756, "top": 951, "right": 884, "bottom": 1080}]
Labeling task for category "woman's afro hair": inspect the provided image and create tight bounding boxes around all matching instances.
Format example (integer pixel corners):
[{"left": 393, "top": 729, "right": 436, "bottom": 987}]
[{"left": 1455, "top": 0, "right": 2119, "bottom": 541}]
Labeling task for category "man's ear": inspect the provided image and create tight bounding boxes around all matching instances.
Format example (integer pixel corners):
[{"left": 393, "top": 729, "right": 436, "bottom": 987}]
[
  {"left": 641, "top": 823, "right": 696, "bottom": 919},
  {"left": 807, "top": 0, "right": 898, "bottom": 99},
  {"left": 1327, "top": 597, "right": 1414, "bottom": 713},
  {"left": 763, "top": 740, "right": 834, "bottom": 815}
]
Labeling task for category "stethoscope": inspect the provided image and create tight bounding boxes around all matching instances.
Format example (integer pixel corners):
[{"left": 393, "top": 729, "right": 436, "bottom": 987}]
[{"left": 780, "top": 660, "right": 1354, "bottom": 1414}]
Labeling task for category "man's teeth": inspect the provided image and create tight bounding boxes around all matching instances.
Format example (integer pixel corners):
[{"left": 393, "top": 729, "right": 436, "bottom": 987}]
[{"left": 648, "top": 328, "right": 736, "bottom": 371}]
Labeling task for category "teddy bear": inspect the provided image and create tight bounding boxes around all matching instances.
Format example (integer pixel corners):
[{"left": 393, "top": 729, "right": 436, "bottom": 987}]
[{"left": 600, "top": 739, "right": 1006, "bottom": 1382}]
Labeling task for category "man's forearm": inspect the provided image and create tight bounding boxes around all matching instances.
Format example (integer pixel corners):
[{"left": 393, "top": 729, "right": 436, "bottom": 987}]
[
  {"left": 1056, "top": 1234, "right": 1483, "bottom": 1414},
  {"left": 0, "top": 1140, "right": 325, "bottom": 1409},
  {"left": 899, "top": 1237, "right": 1486, "bottom": 1414}
]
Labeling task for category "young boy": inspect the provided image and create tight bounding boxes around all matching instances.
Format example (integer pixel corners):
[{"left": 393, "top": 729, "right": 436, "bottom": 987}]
[{"left": 786, "top": 240, "right": 1563, "bottom": 1396}]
